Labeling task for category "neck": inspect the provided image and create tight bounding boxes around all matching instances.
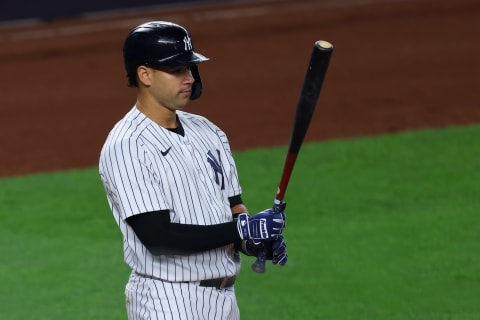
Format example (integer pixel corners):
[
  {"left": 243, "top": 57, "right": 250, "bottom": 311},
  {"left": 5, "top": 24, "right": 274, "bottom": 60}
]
[{"left": 136, "top": 98, "right": 178, "bottom": 129}]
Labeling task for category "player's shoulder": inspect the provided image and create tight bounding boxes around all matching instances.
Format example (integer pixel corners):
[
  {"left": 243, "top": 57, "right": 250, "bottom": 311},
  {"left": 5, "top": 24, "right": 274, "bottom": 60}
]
[
  {"left": 177, "top": 110, "right": 210, "bottom": 122},
  {"left": 114, "top": 107, "right": 149, "bottom": 133},
  {"left": 178, "top": 110, "right": 221, "bottom": 131},
  {"left": 103, "top": 107, "right": 151, "bottom": 148}
]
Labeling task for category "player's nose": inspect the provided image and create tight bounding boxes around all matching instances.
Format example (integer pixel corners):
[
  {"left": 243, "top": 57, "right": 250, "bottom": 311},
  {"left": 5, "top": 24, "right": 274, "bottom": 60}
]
[{"left": 185, "top": 67, "right": 195, "bottom": 82}]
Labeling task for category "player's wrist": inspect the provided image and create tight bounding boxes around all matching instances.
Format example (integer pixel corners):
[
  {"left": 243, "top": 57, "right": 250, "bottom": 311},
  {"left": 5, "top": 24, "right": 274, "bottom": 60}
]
[{"left": 236, "top": 213, "right": 250, "bottom": 240}]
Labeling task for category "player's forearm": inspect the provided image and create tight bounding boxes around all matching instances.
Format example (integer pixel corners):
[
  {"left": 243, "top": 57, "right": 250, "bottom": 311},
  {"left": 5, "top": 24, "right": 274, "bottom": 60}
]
[
  {"left": 126, "top": 210, "right": 241, "bottom": 256},
  {"left": 231, "top": 203, "right": 248, "bottom": 216}
]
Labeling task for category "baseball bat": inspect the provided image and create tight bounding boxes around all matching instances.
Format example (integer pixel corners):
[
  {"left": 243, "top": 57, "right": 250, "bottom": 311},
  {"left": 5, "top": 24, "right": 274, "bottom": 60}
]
[{"left": 251, "top": 40, "right": 334, "bottom": 273}]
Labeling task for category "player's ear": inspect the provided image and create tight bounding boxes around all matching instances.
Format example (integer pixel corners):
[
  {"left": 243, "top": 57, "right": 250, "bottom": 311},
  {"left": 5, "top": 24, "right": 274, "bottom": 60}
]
[{"left": 137, "top": 66, "right": 152, "bottom": 87}]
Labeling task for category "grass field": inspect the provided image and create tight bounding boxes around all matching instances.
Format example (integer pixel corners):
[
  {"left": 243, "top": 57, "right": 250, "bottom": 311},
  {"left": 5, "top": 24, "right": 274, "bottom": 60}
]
[{"left": 1, "top": 125, "right": 479, "bottom": 319}]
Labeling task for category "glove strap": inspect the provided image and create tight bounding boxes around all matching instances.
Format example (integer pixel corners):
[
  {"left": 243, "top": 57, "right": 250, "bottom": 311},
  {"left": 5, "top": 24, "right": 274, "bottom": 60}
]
[{"left": 237, "top": 213, "right": 249, "bottom": 240}]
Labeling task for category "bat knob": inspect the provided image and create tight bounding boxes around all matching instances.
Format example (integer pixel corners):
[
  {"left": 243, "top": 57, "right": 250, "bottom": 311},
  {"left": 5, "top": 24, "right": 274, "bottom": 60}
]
[
  {"left": 273, "top": 200, "right": 287, "bottom": 212},
  {"left": 251, "top": 249, "right": 267, "bottom": 273}
]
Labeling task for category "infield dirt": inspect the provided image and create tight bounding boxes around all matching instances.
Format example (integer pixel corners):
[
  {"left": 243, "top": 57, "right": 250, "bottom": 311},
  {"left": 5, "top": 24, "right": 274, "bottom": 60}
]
[{"left": 0, "top": 0, "right": 479, "bottom": 177}]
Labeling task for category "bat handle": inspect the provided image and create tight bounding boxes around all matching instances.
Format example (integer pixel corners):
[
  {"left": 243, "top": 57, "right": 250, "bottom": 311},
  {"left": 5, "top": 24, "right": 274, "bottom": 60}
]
[
  {"left": 251, "top": 200, "right": 286, "bottom": 274},
  {"left": 251, "top": 248, "right": 267, "bottom": 273}
]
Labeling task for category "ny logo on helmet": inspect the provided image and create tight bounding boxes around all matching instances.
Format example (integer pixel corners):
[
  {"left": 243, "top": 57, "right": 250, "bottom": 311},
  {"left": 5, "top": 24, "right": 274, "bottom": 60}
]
[{"left": 183, "top": 36, "right": 192, "bottom": 51}]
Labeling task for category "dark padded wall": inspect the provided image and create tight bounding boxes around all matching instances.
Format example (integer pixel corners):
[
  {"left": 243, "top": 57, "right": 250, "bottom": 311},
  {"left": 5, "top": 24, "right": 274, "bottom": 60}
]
[{"left": 1, "top": 0, "right": 204, "bottom": 23}]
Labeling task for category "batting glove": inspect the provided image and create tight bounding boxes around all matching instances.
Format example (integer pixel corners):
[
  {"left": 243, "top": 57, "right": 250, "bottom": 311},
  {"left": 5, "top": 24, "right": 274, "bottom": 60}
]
[
  {"left": 241, "top": 236, "right": 288, "bottom": 266},
  {"left": 236, "top": 209, "right": 286, "bottom": 242},
  {"left": 271, "top": 236, "right": 288, "bottom": 266}
]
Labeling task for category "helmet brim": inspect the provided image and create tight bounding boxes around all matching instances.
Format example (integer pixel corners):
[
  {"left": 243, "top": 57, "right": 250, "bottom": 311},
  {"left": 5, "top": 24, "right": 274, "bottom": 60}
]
[{"left": 150, "top": 51, "right": 209, "bottom": 68}]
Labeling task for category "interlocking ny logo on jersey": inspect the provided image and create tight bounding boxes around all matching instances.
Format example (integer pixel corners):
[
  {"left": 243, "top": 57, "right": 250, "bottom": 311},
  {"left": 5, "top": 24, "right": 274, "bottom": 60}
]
[
  {"left": 207, "top": 150, "right": 225, "bottom": 190},
  {"left": 183, "top": 36, "right": 192, "bottom": 51}
]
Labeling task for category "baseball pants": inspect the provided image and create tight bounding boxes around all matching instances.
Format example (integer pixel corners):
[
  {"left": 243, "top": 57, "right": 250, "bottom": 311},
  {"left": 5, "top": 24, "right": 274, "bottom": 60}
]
[{"left": 125, "top": 272, "right": 240, "bottom": 320}]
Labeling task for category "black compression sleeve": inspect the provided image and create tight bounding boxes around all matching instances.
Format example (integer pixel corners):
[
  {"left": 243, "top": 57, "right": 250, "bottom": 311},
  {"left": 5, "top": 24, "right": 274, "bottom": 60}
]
[
  {"left": 228, "top": 195, "right": 243, "bottom": 208},
  {"left": 126, "top": 210, "right": 241, "bottom": 256}
]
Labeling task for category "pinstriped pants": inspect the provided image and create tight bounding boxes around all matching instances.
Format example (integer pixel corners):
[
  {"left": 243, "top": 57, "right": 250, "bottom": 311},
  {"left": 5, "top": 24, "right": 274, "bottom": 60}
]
[{"left": 125, "top": 272, "right": 240, "bottom": 320}]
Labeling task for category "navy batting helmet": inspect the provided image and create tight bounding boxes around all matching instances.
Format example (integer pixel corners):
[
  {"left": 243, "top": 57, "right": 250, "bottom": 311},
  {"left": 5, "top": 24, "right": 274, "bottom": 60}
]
[{"left": 123, "top": 21, "right": 209, "bottom": 100}]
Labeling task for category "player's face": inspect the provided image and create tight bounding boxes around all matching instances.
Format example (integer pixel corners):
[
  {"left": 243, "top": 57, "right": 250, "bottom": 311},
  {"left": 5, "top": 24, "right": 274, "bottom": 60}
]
[{"left": 149, "top": 66, "right": 195, "bottom": 111}]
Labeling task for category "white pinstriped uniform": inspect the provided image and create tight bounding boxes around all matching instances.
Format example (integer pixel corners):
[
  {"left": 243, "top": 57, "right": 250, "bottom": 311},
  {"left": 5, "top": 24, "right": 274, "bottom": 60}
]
[{"left": 99, "top": 106, "right": 242, "bottom": 319}]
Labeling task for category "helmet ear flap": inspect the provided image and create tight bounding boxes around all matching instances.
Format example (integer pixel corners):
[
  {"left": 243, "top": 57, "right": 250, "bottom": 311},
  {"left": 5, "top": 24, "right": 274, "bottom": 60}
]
[{"left": 190, "top": 65, "right": 203, "bottom": 100}]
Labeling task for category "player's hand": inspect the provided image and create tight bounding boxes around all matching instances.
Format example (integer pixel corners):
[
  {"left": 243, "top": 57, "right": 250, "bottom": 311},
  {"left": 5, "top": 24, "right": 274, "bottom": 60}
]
[
  {"left": 236, "top": 209, "right": 286, "bottom": 242},
  {"left": 242, "top": 236, "right": 288, "bottom": 266},
  {"left": 271, "top": 235, "right": 288, "bottom": 265}
]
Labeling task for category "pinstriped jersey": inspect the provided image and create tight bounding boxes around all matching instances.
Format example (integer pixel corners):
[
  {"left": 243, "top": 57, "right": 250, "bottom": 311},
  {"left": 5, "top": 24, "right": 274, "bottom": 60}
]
[{"left": 99, "top": 106, "right": 242, "bottom": 282}]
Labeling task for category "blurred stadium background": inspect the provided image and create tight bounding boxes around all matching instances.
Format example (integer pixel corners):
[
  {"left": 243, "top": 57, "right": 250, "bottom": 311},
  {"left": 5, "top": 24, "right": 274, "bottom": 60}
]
[{"left": 2, "top": 0, "right": 222, "bottom": 25}]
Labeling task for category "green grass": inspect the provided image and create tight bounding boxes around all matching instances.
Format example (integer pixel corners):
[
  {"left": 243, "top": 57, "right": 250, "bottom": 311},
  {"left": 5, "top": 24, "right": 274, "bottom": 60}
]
[
  {"left": 0, "top": 170, "right": 129, "bottom": 319},
  {"left": 1, "top": 125, "right": 480, "bottom": 319}
]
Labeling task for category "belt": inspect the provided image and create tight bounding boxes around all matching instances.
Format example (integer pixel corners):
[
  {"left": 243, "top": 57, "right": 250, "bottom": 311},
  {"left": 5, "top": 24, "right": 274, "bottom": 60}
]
[
  {"left": 199, "top": 276, "right": 236, "bottom": 289},
  {"left": 133, "top": 272, "right": 236, "bottom": 289}
]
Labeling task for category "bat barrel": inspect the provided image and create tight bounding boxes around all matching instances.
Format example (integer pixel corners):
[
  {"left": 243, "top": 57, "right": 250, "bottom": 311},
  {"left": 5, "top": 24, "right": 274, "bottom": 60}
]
[
  {"left": 289, "top": 40, "right": 333, "bottom": 154},
  {"left": 316, "top": 40, "right": 333, "bottom": 50}
]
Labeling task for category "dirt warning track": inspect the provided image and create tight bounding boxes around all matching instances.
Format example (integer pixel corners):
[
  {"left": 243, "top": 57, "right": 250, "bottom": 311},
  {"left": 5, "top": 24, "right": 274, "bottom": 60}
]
[{"left": 0, "top": 0, "right": 479, "bottom": 177}]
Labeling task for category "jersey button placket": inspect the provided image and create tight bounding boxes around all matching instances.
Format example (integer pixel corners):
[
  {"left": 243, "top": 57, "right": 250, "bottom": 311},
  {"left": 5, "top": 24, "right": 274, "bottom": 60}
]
[{"left": 181, "top": 137, "right": 201, "bottom": 179}]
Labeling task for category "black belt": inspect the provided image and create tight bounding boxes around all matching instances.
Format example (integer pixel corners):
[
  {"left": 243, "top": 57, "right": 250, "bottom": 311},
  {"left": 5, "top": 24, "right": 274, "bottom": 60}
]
[{"left": 199, "top": 276, "right": 236, "bottom": 289}]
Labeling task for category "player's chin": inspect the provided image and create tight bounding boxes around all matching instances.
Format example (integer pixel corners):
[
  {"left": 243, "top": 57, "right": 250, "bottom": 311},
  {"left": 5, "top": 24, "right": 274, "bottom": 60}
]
[
  {"left": 177, "top": 91, "right": 191, "bottom": 105},
  {"left": 175, "top": 96, "right": 191, "bottom": 110}
]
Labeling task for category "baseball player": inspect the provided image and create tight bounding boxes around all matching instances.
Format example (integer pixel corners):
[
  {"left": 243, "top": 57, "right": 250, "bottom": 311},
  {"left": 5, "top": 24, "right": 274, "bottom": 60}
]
[{"left": 99, "top": 21, "right": 288, "bottom": 320}]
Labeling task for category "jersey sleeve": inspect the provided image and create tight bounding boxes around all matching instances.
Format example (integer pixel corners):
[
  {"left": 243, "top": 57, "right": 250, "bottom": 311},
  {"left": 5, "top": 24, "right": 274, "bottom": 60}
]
[
  {"left": 100, "top": 135, "right": 169, "bottom": 220},
  {"left": 216, "top": 127, "right": 243, "bottom": 199}
]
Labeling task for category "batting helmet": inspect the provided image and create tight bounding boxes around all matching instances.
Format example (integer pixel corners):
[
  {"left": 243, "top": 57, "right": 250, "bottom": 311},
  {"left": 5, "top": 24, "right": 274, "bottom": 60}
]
[{"left": 123, "top": 21, "right": 210, "bottom": 100}]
